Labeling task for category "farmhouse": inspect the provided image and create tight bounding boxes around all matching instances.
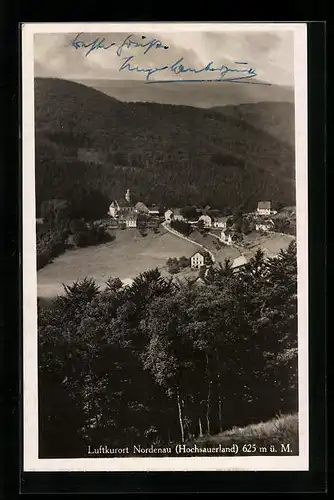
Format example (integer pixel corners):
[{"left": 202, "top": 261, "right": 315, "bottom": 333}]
[
  {"left": 124, "top": 212, "right": 138, "bottom": 228},
  {"left": 257, "top": 201, "right": 272, "bottom": 216},
  {"left": 220, "top": 230, "right": 233, "bottom": 245},
  {"left": 164, "top": 209, "right": 174, "bottom": 222},
  {"left": 212, "top": 217, "right": 227, "bottom": 229},
  {"left": 255, "top": 220, "right": 274, "bottom": 232},
  {"left": 190, "top": 251, "right": 207, "bottom": 269},
  {"left": 232, "top": 255, "right": 248, "bottom": 271},
  {"left": 173, "top": 209, "right": 186, "bottom": 221},
  {"left": 198, "top": 214, "right": 212, "bottom": 228},
  {"left": 108, "top": 200, "right": 120, "bottom": 217}
]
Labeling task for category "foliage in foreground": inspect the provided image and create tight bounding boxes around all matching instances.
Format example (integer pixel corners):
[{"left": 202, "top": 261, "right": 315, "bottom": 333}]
[
  {"left": 38, "top": 242, "right": 298, "bottom": 457},
  {"left": 36, "top": 200, "right": 112, "bottom": 270},
  {"left": 189, "top": 413, "right": 299, "bottom": 455}
]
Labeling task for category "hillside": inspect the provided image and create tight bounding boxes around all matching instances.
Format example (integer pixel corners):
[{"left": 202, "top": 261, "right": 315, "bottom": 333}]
[
  {"left": 212, "top": 102, "right": 295, "bottom": 146},
  {"left": 35, "top": 78, "right": 295, "bottom": 218},
  {"left": 72, "top": 78, "right": 295, "bottom": 109}
]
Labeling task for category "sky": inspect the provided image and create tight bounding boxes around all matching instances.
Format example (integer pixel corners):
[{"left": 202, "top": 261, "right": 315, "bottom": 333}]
[{"left": 34, "top": 30, "right": 295, "bottom": 87}]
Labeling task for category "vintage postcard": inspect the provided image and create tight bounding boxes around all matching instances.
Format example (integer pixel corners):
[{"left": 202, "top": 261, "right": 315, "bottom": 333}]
[{"left": 22, "top": 22, "right": 308, "bottom": 472}]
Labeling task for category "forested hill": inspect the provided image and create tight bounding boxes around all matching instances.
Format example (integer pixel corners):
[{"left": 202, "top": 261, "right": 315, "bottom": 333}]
[
  {"left": 35, "top": 78, "right": 295, "bottom": 218},
  {"left": 212, "top": 102, "right": 295, "bottom": 146}
]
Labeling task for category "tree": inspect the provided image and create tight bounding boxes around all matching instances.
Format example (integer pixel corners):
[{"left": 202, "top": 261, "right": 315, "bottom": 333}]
[
  {"left": 180, "top": 206, "right": 199, "bottom": 221},
  {"left": 241, "top": 218, "right": 251, "bottom": 235},
  {"left": 226, "top": 217, "right": 234, "bottom": 228},
  {"left": 105, "top": 277, "right": 123, "bottom": 292},
  {"left": 179, "top": 256, "right": 190, "bottom": 269},
  {"left": 37, "top": 238, "right": 298, "bottom": 455},
  {"left": 166, "top": 257, "right": 180, "bottom": 275},
  {"left": 170, "top": 220, "right": 192, "bottom": 236},
  {"left": 140, "top": 290, "right": 197, "bottom": 442},
  {"left": 198, "top": 265, "right": 206, "bottom": 279},
  {"left": 197, "top": 220, "right": 205, "bottom": 233},
  {"left": 41, "top": 199, "right": 71, "bottom": 225}
]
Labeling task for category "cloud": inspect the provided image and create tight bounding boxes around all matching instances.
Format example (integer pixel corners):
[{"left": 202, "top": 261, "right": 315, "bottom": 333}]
[{"left": 34, "top": 30, "right": 294, "bottom": 86}]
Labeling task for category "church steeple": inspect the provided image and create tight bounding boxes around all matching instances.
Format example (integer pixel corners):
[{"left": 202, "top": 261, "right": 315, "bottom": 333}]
[{"left": 125, "top": 188, "right": 131, "bottom": 203}]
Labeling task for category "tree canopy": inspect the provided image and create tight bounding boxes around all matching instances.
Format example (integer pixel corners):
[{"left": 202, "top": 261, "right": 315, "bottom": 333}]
[{"left": 38, "top": 241, "right": 298, "bottom": 457}]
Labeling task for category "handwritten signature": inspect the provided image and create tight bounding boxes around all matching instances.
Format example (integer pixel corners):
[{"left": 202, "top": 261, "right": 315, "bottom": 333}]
[
  {"left": 71, "top": 33, "right": 168, "bottom": 58},
  {"left": 119, "top": 55, "right": 267, "bottom": 84},
  {"left": 69, "top": 33, "right": 270, "bottom": 85}
]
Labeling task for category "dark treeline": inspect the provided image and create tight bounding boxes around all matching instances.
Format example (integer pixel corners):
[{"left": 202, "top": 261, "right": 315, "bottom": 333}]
[
  {"left": 37, "top": 198, "right": 112, "bottom": 270},
  {"left": 35, "top": 78, "right": 295, "bottom": 217},
  {"left": 38, "top": 242, "right": 298, "bottom": 457}
]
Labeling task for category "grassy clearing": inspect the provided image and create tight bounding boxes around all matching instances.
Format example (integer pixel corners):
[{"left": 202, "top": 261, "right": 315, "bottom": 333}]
[
  {"left": 188, "top": 229, "right": 240, "bottom": 262},
  {"left": 188, "top": 413, "right": 299, "bottom": 456},
  {"left": 37, "top": 227, "right": 199, "bottom": 298},
  {"left": 241, "top": 232, "right": 295, "bottom": 259}
]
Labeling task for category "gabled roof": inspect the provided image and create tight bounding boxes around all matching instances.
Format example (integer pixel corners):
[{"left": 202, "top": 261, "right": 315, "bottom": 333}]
[
  {"left": 109, "top": 200, "right": 119, "bottom": 208},
  {"left": 256, "top": 219, "right": 274, "bottom": 226},
  {"left": 118, "top": 200, "right": 132, "bottom": 208},
  {"left": 191, "top": 250, "right": 207, "bottom": 259},
  {"left": 232, "top": 255, "right": 248, "bottom": 268},
  {"left": 135, "top": 202, "right": 149, "bottom": 211},
  {"left": 173, "top": 208, "right": 183, "bottom": 216},
  {"left": 119, "top": 209, "right": 137, "bottom": 219},
  {"left": 257, "top": 201, "right": 271, "bottom": 209}
]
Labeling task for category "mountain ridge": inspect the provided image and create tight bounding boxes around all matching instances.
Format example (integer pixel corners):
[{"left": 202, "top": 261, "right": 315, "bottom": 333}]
[
  {"left": 34, "top": 77, "right": 295, "bottom": 218},
  {"left": 70, "top": 78, "right": 294, "bottom": 108}
]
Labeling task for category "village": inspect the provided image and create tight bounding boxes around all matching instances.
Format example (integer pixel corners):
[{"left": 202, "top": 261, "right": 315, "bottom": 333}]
[
  {"left": 36, "top": 188, "right": 296, "bottom": 299},
  {"left": 104, "top": 188, "right": 293, "bottom": 278}
]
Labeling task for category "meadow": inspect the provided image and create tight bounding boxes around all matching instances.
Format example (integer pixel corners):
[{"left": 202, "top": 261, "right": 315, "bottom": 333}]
[
  {"left": 37, "top": 225, "right": 296, "bottom": 298},
  {"left": 37, "top": 227, "right": 199, "bottom": 298},
  {"left": 241, "top": 231, "right": 296, "bottom": 259},
  {"left": 189, "top": 413, "right": 299, "bottom": 456}
]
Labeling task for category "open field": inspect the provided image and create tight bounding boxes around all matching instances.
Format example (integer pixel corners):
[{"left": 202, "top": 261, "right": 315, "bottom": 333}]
[
  {"left": 189, "top": 229, "right": 241, "bottom": 262},
  {"left": 37, "top": 227, "right": 199, "bottom": 298},
  {"left": 241, "top": 231, "right": 295, "bottom": 259}
]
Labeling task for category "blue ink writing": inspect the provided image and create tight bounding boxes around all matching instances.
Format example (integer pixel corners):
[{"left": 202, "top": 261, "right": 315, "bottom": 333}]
[
  {"left": 116, "top": 34, "right": 169, "bottom": 57},
  {"left": 118, "top": 56, "right": 266, "bottom": 84},
  {"left": 70, "top": 33, "right": 115, "bottom": 56},
  {"left": 119, "top": 56, "right": 169, "bottom": 80}
]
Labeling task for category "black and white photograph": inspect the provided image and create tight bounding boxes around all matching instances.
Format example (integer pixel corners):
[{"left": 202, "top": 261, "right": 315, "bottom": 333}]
[{"left": 22, "top": 22, "right": 308, "bottom": 471}]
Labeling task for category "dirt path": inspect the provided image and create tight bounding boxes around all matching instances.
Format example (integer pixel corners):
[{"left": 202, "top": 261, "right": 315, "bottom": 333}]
[{"left": 162, "top": 222, "right": 216, "bottom": 263}]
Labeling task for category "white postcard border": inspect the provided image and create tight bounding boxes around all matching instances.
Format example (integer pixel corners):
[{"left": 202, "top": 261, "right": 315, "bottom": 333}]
[{"left": 22, "top": 22, "right": 308, "bottom": 472}]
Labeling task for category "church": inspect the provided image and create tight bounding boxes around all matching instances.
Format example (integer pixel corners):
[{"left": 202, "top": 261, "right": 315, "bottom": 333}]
[{"left": 108, "top": 189, "right": 132, "bottom": 218}]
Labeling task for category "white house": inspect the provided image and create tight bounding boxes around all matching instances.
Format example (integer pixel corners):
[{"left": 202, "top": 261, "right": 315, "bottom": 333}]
[
  {"left": 232, "top": 255, "right": 247, "bottom": 271},
  {"left": 190, "top": 251, "right": 206, "bottom": 269},
  {"left": 212, "top": 217, "right": 227, "bottom": 229},
  {"left": 257, "top": 201, "right": 272, "bottom": 216},
  {"left": 220, "top": 230, "right": 233, "bottom": 245},
  {"left": 164, "top": 209, "right": 174, "bottom": 222},
  {"left": 173, "top": 209, "right": 186, "bottom": 221},
  {"left": 198, "top": 214, "right": 212, "bottom": 228},
  {"left": 148, "top": 206, "right": 160, "bottom": 216},
  {"left": 108, "top": 200, "right": 120, "bottom": 217},
  {"left": 125, "top": 213, "right": 137, "bottom": 228}
]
